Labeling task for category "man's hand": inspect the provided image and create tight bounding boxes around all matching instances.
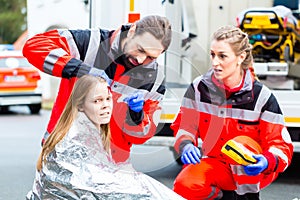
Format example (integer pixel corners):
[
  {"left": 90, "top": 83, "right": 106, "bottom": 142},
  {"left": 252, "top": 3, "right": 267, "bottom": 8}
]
[
  {"left": 124, "top": 92, "right": 144, "bottom": 113},
  {"left": 243, "top": 154, "right": 268, "bottom": 176},
  {"left": 89, "top": 68, "right": 112, "bottom": 85},
  {"left": 181, "top": 143, "right": 201, "bottom": 165}
]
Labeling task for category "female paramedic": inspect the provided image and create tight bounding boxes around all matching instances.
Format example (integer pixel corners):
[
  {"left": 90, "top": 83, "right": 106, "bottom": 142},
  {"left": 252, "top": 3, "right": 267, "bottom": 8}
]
[
  {"left": 171, "top": 25, "right": 293, "bottom": 200},
  {"left": 26, "top": 75, "right": 185, "bottom": 199}
]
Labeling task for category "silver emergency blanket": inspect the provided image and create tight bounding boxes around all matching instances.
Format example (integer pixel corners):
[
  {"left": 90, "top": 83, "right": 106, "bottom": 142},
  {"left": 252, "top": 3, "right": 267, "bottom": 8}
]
[{"left": 26, "top": 112, "right": 185, "bottom": 200}]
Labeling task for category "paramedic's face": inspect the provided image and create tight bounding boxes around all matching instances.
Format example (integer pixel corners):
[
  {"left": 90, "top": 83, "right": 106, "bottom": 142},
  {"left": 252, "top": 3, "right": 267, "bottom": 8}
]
[
  {"left": 210, "top": 40, "right": 244, "bottom": 84},
  {"left": 122, "top": 32, "right": 164, "bottom": 68},
  {"left": 82, "top": 82, "right": 113, "bottom": 129}
]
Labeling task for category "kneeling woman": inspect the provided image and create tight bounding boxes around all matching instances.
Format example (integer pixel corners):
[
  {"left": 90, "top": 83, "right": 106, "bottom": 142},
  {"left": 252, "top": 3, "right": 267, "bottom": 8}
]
[
  {"left": 171, "top": 26, "right": 293, "bottom": 200},
  {"left": 27, "top": 75, "right": 185, "bottom": 200}
]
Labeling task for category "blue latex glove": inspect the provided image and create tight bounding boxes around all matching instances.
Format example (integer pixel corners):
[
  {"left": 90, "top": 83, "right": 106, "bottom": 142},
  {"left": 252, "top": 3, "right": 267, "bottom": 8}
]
[
  {"left": 243, "top": 154, "right": 268, "bottom": 176},
  {"left": 123, "top": 92, "right": 144, "bottom": 113},
  {"left": 89, "top": 68, "right": 112, "bottom": 85},
  {"left": 181, "top": 143, "right": 201, "bottom": 165}
]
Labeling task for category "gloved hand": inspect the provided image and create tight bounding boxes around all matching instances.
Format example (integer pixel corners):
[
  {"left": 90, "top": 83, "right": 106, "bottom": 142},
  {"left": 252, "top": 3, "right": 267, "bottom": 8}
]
[
  {"left": 123, "top": 92, "right": 144, "bottom": 113},
  {"left": 181, "top": 143, "right": 201, "bottom": 165},
  {"left": 243, "top": 154, "right": 268, "bottom": 176},
  {"left": 89, "top": 68, "right": 112, "bottom": 85}
]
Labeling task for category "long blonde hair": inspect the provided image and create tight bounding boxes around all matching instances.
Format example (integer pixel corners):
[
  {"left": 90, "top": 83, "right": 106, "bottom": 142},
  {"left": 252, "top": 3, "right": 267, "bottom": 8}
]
[{"left": 36, "top": 75, "right": 111, "bottom": 171}]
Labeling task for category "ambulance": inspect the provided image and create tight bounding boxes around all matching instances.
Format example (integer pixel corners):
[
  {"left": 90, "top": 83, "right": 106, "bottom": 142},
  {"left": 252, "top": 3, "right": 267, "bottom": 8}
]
[{"left": 26, "top": 0, "right": 300, "bottom": 171}]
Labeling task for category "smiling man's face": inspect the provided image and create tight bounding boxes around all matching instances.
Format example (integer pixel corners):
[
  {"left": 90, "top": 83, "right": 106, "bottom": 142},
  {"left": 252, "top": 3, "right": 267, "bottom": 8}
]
[{"left": 122, "top": 31, "right": 164, "bottom": 68}]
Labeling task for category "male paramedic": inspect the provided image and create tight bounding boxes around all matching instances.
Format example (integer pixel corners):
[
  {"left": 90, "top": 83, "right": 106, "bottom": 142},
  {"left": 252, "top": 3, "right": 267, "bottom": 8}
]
[{"left": 23, "top": 15, "right": 172, "bottom": 163}]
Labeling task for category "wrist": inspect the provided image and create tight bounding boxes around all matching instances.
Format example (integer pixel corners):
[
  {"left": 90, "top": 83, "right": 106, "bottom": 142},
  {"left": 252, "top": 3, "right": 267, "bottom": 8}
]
[
  {"left": 262, "top": 151, "right": 277, "bottom": 174},
  {"left": 179, "top": 141, "right": 193, "bottom": 154},
  {"left": 126, "top": 109, "right": 144, "bottom": 125}
]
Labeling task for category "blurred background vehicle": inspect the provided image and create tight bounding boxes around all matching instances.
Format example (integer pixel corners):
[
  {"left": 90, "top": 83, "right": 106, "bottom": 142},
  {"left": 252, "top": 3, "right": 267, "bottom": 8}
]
[
  {"left": 0, "top": 44, "right": 15, "bottom": 51},
  {"left": 0, "top": 50, "right": 42, "bottom": 114}
]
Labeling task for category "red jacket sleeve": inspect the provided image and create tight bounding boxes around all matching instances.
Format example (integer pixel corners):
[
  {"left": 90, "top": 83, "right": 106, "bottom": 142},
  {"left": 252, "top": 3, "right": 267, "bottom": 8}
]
[
  {"left": 259, "top": 93, "right": 293, "bottom": 174},
  {"left": 23, "top": 29, "right": 75, "bottom": 77},
  {"left": 171, "top": 83, "right": 200, "bottom": 153}
]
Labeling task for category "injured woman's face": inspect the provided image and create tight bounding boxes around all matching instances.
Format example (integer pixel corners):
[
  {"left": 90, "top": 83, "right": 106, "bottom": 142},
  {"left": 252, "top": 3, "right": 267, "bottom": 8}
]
[{"left": 81, "top": 82, "right": 113, "bottom": 130}]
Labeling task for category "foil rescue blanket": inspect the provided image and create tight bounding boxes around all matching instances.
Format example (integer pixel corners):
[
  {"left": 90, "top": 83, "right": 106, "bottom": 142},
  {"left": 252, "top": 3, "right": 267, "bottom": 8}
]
[{"left": 26, "top": 112, "right": 185, "bottom": 200}]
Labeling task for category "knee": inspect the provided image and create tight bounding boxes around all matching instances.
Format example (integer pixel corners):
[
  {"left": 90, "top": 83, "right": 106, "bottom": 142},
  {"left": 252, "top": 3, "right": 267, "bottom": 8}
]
[
  {"left": 173, "top": 175, "right": 206, "bottom": 199},
  {"left": 173, "top": 175, "right": 223, "bottom": 200},
  {"left": 174, "top": 171, "right": 202, "bottom": 190}
]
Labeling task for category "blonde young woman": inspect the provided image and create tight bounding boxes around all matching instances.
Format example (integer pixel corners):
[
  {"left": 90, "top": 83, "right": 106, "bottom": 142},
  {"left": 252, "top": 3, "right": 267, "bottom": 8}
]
[
  {"left": 171, "top": 26, "right": 293, "bottom": 200},
  {"left": 26, "top": 75, "right": 185, "bottom": 200}
]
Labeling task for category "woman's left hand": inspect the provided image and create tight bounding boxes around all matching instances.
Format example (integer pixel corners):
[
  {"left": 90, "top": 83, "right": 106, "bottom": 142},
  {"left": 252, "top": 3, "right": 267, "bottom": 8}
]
[{"left": 243, "top": 154, "right": 268, "bottom": 176}]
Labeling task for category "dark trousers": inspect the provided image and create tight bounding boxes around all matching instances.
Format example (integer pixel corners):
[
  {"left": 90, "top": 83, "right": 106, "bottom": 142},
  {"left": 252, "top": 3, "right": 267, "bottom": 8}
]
[{"left": 221, "top": 190, "right": 260, "bottom": 200}]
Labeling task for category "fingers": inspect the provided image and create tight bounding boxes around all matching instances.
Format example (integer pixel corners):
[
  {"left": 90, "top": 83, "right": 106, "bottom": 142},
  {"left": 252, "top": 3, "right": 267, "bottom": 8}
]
[
  {"left": 194, "top": 147, "right": 201, "bottom": 158},
  {"left": 190, "top": 148, "right": 201, "bottom": 163},
  {"left": 252, "top": 154, "right": 262, "bottom": 161},
  {"left": 123, "top": 92, "right": 144, "bottom": 112},
  {"left": 123, "top": 97, "right": 129, "bottom": 103},
  {"left": 130, "top": 105, "right": 143, "bottom": 112},
  {"left": 131, "top": 97, "right": 144, "bottom": 104},
  {"left": 181, "top": 153, "right": 198, "bottom": 165},
  {"left": 244, "top": 166, "right": 257, "bottom": 176},
  {"left": 123, "top": 92, "right": 144, "bottom": 104},
  {"left": 123, "top": 95, "right": 137, "bottom": 103},
  {"left": 243, "top": 154, "right": 268, "bottom": 176},
  {"left": 132, "top": 93, "right": 144, "bottom": 103},
  {"left": 130, "top": 93, "right": 139, "bottom": 100},
  {"left": 181, "top": 148, "right": 201, "bottom": 164}
]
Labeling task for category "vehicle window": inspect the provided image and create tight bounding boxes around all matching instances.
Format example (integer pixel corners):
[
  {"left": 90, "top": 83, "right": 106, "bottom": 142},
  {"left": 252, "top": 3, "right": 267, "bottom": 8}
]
[{"left": 0, "top": 57, "right": 33, "bottom": 68}]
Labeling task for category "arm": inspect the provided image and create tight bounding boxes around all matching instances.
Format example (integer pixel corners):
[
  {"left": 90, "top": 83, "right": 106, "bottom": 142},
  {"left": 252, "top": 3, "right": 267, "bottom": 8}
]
[
  {"left": 258, "top": 92, "right": 293, "bottom": 174},
  {"left": 171, "top": 82, "right": 201, "bottom": 154},
  {"left": 23, "top": 29, "right": 109, "bottom": 81}
]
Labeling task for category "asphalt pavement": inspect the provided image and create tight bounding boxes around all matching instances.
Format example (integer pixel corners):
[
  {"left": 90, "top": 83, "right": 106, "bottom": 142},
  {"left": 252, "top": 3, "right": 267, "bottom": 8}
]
[{"left": 0, "top": 107, "right": 299, "bottom": 200}]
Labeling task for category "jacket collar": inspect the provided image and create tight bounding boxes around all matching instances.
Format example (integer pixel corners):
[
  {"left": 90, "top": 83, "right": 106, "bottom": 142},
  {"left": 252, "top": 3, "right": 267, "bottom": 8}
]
[
  {"left": 201, "top": 68, "right": 254, "bottom": 105},
  {"left": 202, "top": 68, "right": 253, "bottom": 94}
]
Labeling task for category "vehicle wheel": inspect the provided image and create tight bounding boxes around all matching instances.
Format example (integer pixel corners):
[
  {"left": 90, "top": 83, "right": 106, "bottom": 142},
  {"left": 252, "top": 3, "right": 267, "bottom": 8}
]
[
  {"left": 0, "top": 106, "right": 9, "bottom": 113},
  {"left": 29, "top": 104, "right": 41, "bottom": 114}
]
